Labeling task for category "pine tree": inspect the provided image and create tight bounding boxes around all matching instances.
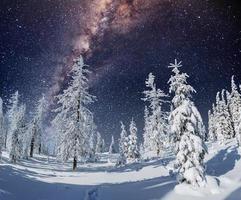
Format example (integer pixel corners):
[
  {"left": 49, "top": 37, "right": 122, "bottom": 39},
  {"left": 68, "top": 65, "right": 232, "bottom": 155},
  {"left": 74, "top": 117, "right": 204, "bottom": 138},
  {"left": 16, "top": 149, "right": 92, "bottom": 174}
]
[
  {"left": 95, "top": 132, "right": 104, "bottom": 153},
  {"left": 142, "top": 73, "right": 168, "bottom": 156},
  {"left": 9, "top": 104, "right": 26, "bottom": 163},
  {"left": 117, "top": 121, "right": 128, "bottom": 165},
  {"left": 101, "top": 138, "right": 105, "bottom": 152},
  {"left": 22, "top": 123, "right": 32, "bottom": 159},
  {"left": 228, "top": 76, "right": 241, "bottom": 136},
  {"left": 87, "top": 119, "right": 98, "bottom": 162},
  {"left": 168, "top": 59, "right": 207, "bottom": 187},
  {"left": 29, "top": 95, "right": 47, "bottom": 157},
  {"left": 6, "top": 91, "right": 19, "bottom": 151},
  {"left": 215, "top": 90, "right": 234, "bottom": 143},
  {"left": 109, "top": 135, "right": 116, "bottom": 154},
  {"left": 221, "top": 90, "right": 234, "bottom": 138},
  {"left": 0, "top": 97, "right": 4, "bottom": 158},
  {"left": 127, "top": 119, "right": 140, "bottom": 163},
  {"left": 208, "top": 109, "right": 216, "bottom": 141},
  {"left": 237, "top": 115, "right": 241, "bottom": 146},
  {"left": 52, "top": 55, "right": 96, "bottom": 170},
  {"left": 143, "top": 106, "right": 151, "bottom": 151},
  {"left": 210, "top": 103, "right": 218, "bottom": 140}
]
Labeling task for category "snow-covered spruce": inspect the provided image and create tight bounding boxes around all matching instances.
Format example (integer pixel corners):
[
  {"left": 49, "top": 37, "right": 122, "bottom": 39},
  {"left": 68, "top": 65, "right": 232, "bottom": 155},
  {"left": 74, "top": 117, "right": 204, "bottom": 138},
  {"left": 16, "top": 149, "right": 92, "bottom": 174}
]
[
  {"left": 6, "top": 91, "right": 27, "bottom": 163},
  {"left": 237, "top": 114, "right": 241, "bottom": 146},
  {"left": 95, "top": 132, "right": 105, "bottom": 153},
  {"left": 6, "top": 91, "right": 19, "bottom": 152},
  {"left": 87, "top": 117, "right": 98, "bottom": 162},
  {"left": 0, "top": 97, "right": 4, "bottom": 158},
  {"left": 9, "top": 104, "right": 27, "bottom": 163},
  {"left": 52, "top": 55, "right": 97, "bottom": 171},
  {"left": 228, "top": 76, "right": 241, "bottom": 136},
  {"left": 208, "top": 109, "right": 216, "bottom": 142},
  {"left": 142, "top": 73, "right": 169, "bottom": 156},
  {"left": 109, "top": 135, "right": 117, "bottom": 154},
  {"left": 126, "top": 119, "right": 140, "bottom": 163},
  {"left": 208, "top": 76, "right": 241, "bottom": 145},
  {"left": 168, "top": 59, "right": 207, "bottom": 187},
  {"left": 28, "top": 95, "right": 47, "bottom": 157},
  {"left": 117, "top": 121, "right": 128, "bottom": 165},
  {"left": 210, "top": 90, "right": 235, "bottom": 144},
  {"left": 218, "top": 90, "right": 234, "bottom": 142}
]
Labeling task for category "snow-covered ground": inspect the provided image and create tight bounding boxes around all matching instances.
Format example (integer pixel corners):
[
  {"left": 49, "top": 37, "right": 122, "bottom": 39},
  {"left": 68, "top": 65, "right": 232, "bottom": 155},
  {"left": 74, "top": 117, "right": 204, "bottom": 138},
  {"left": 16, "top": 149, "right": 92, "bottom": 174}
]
[{"left": 1, "top": 140, "right": 241, "bottom": 200}]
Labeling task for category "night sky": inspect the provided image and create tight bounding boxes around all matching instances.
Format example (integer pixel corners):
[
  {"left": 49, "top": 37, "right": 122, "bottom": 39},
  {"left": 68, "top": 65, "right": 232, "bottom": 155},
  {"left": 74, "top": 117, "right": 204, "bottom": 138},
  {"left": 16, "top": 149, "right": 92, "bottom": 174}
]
[{"left": 0, "top": 0, "right": 241, "bottom": 143}]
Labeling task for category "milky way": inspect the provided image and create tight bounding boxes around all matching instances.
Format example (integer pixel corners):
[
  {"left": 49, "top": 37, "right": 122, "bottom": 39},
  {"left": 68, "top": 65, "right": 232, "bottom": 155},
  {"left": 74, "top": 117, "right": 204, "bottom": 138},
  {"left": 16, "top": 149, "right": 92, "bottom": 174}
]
[{"left": 49, "top": 0, "right": 167, "bottom": 99}]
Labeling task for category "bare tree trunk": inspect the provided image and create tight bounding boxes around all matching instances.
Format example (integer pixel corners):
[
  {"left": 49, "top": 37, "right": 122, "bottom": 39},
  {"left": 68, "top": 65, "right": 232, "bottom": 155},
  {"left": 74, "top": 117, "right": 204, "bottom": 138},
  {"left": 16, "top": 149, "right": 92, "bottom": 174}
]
[
  {"left": 73, "top": 156, "right": 77, "bottom": 171},
  {"left": 30, "top": 137, "right": 34, "bottom": 157},
  {"left": 72, "top": 97, "right": 80, "bottom": 171},
  {"left": 4, "top": 130, "right": 7, "bottom": 149},
  {"left": 38, "top": 143, "right": 41, "bottom": 154}
]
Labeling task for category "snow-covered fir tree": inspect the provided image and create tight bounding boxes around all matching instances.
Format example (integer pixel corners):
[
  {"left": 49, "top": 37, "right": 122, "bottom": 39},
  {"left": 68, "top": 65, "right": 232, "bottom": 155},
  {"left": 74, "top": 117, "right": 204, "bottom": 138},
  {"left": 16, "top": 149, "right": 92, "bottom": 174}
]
[
  {"left": 210, "top": 104, "right": 218, "bottom": 141},
  {"left": 213, "top": 90, "right": 234, "bottom": 144},
  {"left": 168, "top": 59, "right": 207, "bottom": 187},
  {"left": 117, "top": 121, "right": 128, "bottom": 165},
  {"left": 9, "top": 104, "right": 27, "bottom": 163},
  {"left": 2, "top": 112, "right": 8, "bottom": 149},
  {"left": 6, "top": 91, "right": 19, "bottom": 151},
  {"left": 102, "top": 139, "right": 105, "bottom": 152},
  {"left": 127, "top": 119, "right": 140, "bottom": 163},
  {"left": 0, "top": 97, "right": 4, "bottom": 157},
  {"left": 29, "top": 95, "right": 46, "bottom": 157},
  {"left": 87, "top": 116, "right": 98, "bottom": 162},
  {"left": 208, "top": 109, "right": 216, "bottom": 141},
  {"left": 227, "top": 76, "right": 241, "bottom": 136},
  {"left": 52, "top": 55, "right": 96, "bottom": 170},
  {"left": 142, "top": 73, "right": 168, "bottom": 156},
  {"left": 209, "top": 77, "right": 241, "bottom": 145},
  {"left": 143, "top": 106, "right": 151, "bottom": 152},
  {"left": 109, "top": 135, "right": 116, "bottom": 154},
  {"left": 221, "top": 90, "right": 234, "bottom": 139},
  {"left": 95, "top": 132, "right": 104, "bottom": 153},
  {"left": 237, "top": 114, "right": 241, "bottom": 146}
]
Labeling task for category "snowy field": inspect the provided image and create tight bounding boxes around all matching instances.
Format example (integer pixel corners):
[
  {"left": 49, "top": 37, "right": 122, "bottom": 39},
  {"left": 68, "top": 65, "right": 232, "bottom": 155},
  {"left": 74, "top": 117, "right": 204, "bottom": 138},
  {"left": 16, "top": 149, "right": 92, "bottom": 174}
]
[{"left": 0, "top": 139, "right": 241, "bottom": 200}]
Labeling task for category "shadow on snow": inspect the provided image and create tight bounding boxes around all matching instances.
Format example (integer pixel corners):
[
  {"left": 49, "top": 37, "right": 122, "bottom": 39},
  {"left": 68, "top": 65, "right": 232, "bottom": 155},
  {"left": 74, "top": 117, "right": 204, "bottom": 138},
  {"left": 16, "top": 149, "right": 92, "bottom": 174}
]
[
  {"left": 206, "top": 146, "right": 240, "bottom": 177},
  {"left": 0, "top": 165, "right": 176, "bottom": 200}
]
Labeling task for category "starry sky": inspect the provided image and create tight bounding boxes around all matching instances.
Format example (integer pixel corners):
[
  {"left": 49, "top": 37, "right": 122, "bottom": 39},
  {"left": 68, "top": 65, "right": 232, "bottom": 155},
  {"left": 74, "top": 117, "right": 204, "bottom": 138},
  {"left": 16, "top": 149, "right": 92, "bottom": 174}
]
[{"left": 0, "top": 0, "right": 241, "bottom": 142}]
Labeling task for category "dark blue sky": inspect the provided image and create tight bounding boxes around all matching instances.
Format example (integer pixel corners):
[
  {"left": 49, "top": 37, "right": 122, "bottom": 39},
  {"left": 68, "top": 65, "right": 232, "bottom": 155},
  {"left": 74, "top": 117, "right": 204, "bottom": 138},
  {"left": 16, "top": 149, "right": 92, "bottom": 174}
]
[{"left": 0, "top": 0, "right": 241, "bottom": 143}]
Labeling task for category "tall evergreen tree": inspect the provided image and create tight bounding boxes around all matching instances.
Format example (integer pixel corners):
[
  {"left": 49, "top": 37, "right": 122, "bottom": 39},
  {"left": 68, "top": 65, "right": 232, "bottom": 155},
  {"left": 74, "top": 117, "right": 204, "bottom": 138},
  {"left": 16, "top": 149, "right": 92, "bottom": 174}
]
[
  {"left": 143, "top": 106, "right": 151, "bottom": 152},
  {"left": 117, "top": 121, "right": 128, "bottom": 165},
  {"left": 142, "top": 73, "right": 168, "bottom": 156},
  {"left": 52, "top": 55, "right": 96, "bottom": 170},
  {"left": 127, "top": 119, "right": 140, "bottom": 163},
  {"left": 9, "top": 104, "right": 26, "bottom": 163},
  {"left": 95, "top": 132, "right": 104, "bottom": 153},
  {"left": 0, "top": 97, "right": 4, "bottom": 157},
  {"left": 214, "top": 90, "right": 234, "bottom": 143},
  {"left": 208, "top": 109, "right": 216, "bottom": 141},
  {"left": 168, "top": 59, "right": 207, "bottom": 187},
  {"left": 237, "top": 115, "right": 241, "bottom": 146},
  {"left": 228, "top": 76, "right": 241, "bottom": 136},
  {"left": 6, "top": 91, "right": 19, "bottom": 151},
  {"left": 109, "top": 135, "right": 116, "bottom": 154},
  {"left": 29, "top": 95, "right": 47, "bottom": 157}
]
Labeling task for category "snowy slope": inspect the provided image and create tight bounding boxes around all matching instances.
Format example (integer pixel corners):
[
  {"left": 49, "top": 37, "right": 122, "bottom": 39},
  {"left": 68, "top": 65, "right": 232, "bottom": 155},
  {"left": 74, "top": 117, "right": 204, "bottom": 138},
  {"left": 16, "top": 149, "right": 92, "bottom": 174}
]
[{"left": 1, "top": 140, "right": 241, "bottom": 200}]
